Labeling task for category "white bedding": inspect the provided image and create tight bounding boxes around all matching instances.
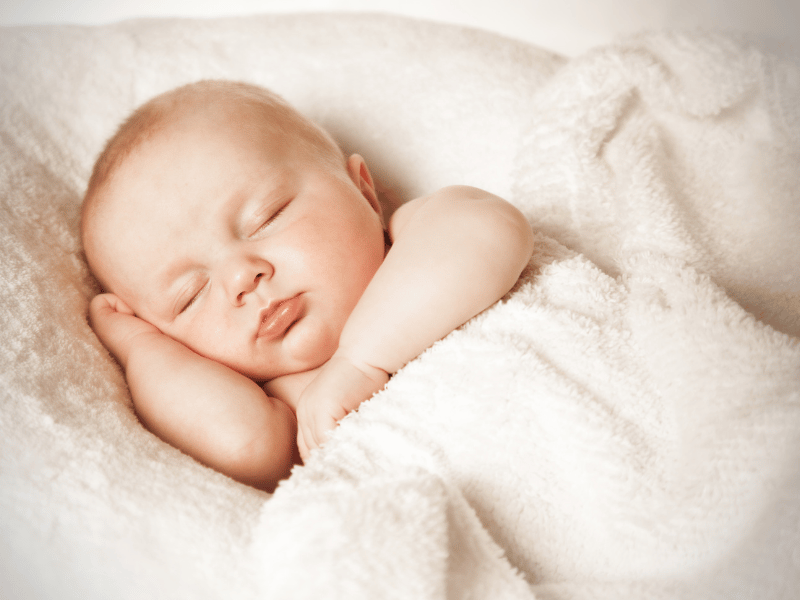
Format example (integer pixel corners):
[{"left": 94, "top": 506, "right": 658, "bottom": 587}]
[{"left": 1, "top": 14, "right": 799, "bottom": 600}]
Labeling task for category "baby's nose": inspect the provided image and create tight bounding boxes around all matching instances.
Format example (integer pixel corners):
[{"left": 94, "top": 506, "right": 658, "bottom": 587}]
[
  {"left": 234, "top": 272, "right": 264, "bottom": 304},
  {"left": 226, "top": 257, "right": 272, "bottom": 305}
]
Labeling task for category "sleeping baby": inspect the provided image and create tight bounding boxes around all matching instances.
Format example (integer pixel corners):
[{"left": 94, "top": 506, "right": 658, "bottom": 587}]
[{"left": 81, "top": 80, "right": 533, "bottom": 492}]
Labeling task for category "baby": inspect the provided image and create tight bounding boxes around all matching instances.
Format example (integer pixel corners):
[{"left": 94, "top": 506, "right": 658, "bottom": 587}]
[{"left": 82, "top": 80, "right": 533, "bottom": 492}]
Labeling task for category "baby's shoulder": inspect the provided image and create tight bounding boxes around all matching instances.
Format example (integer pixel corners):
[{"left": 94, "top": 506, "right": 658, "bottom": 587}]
[{"left": 388, "top": 185, "right": 498, "bottom": 240}]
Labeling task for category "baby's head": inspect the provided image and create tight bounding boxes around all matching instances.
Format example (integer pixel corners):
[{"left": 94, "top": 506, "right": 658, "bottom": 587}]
[{"left": 82, "top": 80, "right": 386, "bottom": 380}]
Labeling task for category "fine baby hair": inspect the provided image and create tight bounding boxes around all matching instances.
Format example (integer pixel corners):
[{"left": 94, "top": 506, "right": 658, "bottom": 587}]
[{"left": 82, "top": 79, "right": 345, "bottom": 273}]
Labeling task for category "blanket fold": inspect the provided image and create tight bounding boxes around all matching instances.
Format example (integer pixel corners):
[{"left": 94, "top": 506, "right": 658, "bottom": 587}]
[
  {"left": 1, "top": 15, "right": 799, "bottom": 600},
  {"left": 264, "top": 30, "right": 800, "bottom": 598}
]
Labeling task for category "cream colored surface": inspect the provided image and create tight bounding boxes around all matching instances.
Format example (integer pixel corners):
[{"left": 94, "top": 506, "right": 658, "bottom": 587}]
[
  {"left": 1, "top": 13, "right": 799, "bottom": 600},
  {"left": 2, "top": 0, "right": 798, "bottom": 56}
]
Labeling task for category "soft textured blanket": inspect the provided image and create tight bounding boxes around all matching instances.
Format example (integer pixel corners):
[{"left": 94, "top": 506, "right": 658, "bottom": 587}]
[{"left": 1, "top": 13, "right": 798, "bottom": 600}]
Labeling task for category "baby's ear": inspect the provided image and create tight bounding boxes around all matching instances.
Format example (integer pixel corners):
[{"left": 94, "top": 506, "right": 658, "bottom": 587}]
[{"left": 346, "top": 154, "right": 382, "bottom": 219}]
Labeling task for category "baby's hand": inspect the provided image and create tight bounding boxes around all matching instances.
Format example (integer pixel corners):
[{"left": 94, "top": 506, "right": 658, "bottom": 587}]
[
  {"left": 88, "top": 293, "right": 161, "bottom": 368},
  {"left": 295, "top": 354, "right": 389, "bottom": 460}
]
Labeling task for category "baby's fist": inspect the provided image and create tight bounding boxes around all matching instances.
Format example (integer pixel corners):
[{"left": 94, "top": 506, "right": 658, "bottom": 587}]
[
  {"left": 89, "top": 293, "right": 161, "bottom": 368},
  {"left": 295, "top": 355, "right": 389, "bottom": 460}
]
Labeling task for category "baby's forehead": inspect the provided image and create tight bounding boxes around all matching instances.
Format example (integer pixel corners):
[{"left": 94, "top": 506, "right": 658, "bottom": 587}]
[{"left": 170, "top": 94, "right": 297, "bottom": 139}]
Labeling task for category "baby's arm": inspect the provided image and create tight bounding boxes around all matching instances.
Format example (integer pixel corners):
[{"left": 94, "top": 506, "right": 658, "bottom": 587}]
[
  {"left": 89, "top": 294, "right": 297, "bottom": 492},
  {"left": 294, "top": 185, "right": 534, "bottom": 457}
]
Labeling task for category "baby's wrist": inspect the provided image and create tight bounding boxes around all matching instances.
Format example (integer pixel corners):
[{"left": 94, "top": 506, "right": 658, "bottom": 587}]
[{"left": 328, "top": 351, "right": 389, "bottom": 389}]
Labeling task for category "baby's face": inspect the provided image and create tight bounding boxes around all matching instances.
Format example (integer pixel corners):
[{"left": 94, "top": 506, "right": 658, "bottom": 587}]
[{"left": 88, "top": 105, "right": 386, "bottom": 380}]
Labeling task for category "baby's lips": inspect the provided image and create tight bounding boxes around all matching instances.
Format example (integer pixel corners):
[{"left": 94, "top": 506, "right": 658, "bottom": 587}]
[{"left": 257, "top": 295, "right": 304, "bottom": 341}]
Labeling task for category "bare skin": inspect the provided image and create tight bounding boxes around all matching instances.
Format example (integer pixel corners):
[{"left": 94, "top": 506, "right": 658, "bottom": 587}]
[{"left": 85, "top": 99, "right": 534, "bottom": 491}]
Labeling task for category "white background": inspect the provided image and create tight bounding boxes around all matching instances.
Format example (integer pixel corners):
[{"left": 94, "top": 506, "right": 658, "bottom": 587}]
[{"left": 2, "top": 0, "right": 798, "bottom": 57}]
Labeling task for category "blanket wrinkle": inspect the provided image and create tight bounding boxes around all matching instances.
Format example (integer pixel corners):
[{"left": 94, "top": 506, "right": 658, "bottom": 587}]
[
  {"left": 2, "top": 15, "right": 799, "bottom": 600},
  {"left": 514, "top": 31, "right": 800, "bottom": 337}
]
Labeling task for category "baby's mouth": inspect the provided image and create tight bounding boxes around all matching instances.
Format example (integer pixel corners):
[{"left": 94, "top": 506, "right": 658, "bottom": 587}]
[{"left": 257, "top": 295, "right": 304, "bottom": 341}]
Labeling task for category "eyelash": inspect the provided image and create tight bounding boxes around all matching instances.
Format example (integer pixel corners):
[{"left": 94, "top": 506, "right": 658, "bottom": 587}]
[
  {"left": 253, "top": 202, "right": 289, "bottom": 235},
  {"left": 179, "top": 283, "right": 205, "bottom": 314}
]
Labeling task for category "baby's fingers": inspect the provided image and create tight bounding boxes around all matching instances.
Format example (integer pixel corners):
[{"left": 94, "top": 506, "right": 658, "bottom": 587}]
[
  {"left": 297, "top": 411, "right": 337, "bottom": 461},
  {"left": 88, "top": 293, "right": 160, "bottom": 367},
  {"left": 297, "top": 428, "right": 309, "bottom": 462},
  {"left": 298, "top": 418, "right": 323, "bottom": 460},
  {"left": 89, "top": 293, "right": 134, "bottom": 322}
]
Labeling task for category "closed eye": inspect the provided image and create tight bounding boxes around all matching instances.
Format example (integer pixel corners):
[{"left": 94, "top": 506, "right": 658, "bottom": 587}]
[
  {"left": 179, "top": 293, "right": 198, "bottom": 314},
  {"left": 178, "top": 282, "right": 206, "bottom": 315},
  {"left": 252, "top": 202, "right": 289, "bottom": 236}
]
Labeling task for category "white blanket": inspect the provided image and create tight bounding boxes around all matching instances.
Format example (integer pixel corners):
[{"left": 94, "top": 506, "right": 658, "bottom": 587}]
[{"left": 1, "top": 14, "right": 799, "bottom": 600}]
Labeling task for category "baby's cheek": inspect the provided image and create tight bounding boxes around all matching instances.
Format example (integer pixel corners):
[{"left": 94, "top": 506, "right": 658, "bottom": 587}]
[{"left": 171, "top": 320, "right": 240, "bottom": 369}]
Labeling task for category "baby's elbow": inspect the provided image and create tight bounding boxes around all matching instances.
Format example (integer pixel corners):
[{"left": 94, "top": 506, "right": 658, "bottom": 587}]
[
  {"left": 221, "top": 406, "right": 298, "bottom": 493},
  {"left": 472, "top": 198, "right": 534, "bottom": 280},
  {"left": 225, "top": 431, "right": 295, "bottom": 493},
  {"left": 500, "top": 203, "right": 535, "bottom": 270}
]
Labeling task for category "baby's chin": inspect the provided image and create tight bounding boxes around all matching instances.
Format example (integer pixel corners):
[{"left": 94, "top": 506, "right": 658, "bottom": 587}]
[
  {"left": 252, "top": 317, "right": 341, "bottom": 381},
  {"left": 282, "top": 330, "right": 339, "bottom": 375}
]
